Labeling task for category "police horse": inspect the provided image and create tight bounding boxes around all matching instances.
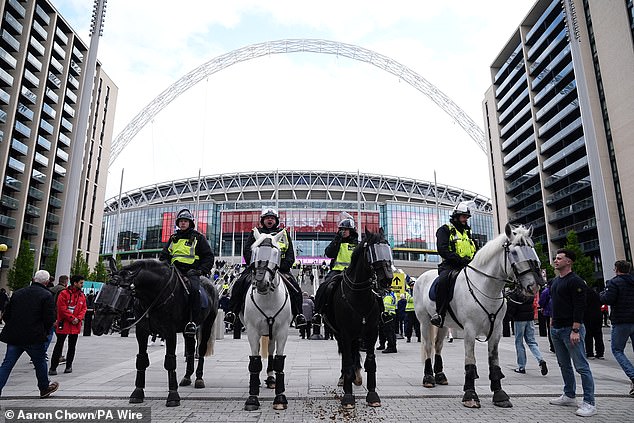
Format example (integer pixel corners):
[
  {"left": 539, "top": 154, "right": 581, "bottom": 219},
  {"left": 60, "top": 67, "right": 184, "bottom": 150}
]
[
  {"left": 241, "top": 228, "right": 293, "bottom": 411},
  {"left": 324, "top": 228, "right": 394, "bottom": 409},
  {"left": 92, "top": 259, "right": 219, "bottom": 407},
  {"left": 414, "top": 223, "right": 542, "bottom": 408}
]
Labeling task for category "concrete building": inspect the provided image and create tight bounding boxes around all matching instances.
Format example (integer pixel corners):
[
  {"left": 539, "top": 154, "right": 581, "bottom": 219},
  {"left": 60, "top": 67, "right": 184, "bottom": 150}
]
[
  {"left": 0, "top": 0, "right": 117, "bottom": 285},
  {"left": 100, "top": 170, "right": 494, "bottom": 277},
  {"left": 483, "top": 0, "right": 634, "bottom": 281}
]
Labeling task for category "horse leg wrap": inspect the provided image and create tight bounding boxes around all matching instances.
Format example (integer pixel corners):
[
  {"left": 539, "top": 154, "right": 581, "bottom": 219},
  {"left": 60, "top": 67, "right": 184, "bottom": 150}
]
[
  {"left": 433, "top": 354, "right": 444, "bottom": 374},
  {"left": 136, "top": 353, "right": 150, "bottom": 370},
  {"left": 489, "top": 365, "right": 504, "bottom": 392},
  {"left": 274, "top": 355, "right": 286, "bottom": 396},
  {"left": 267, "top": 356, "right": 275, "bottom": 375},
  {"left": 463, "top": 364, "right": 479, "bottom": 391},
  {"left": 423, "top": 358, "right": 435, "bottom": 387},
  {"left": 163, "top": 354, "right": 176, "bottom": 371},
  {"left": 364, "top": 353, "right": 377, "bottom": 392},
  {"left": 364, "top": 353, "right": 376, "bottom": 374},
  {"left": 424, "top": 358, "right": 433, "bottom": 376},
  {"left": 248, "top": 355, "right": 262, "bottom": 396}
]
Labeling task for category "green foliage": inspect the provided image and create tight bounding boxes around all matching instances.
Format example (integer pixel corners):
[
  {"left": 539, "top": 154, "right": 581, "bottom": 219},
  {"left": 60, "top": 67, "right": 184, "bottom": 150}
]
[
  {"left": 564, "top": 231, "right": 596, "bottom": 286},
  {"left": 7, "top": 240, "right": 35, "bottom": 291},
  {"left": 534, "top": 242, "right": 555, "bottom": 279},
  {"left": 43, "top": 244, "right": 58, "bottom": 277},
  {"left": 115, "top": 255, "right": 123, "bottom": 271},
  {"left": 90, "top": 257, "right": 109, "bottom": 283},
  {"left": 70, "top": 250, "right": 90, "bottom": 278}
]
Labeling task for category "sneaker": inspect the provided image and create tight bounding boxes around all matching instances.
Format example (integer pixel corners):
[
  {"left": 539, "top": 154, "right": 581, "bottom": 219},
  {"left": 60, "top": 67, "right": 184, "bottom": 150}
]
[
  {"left": 64, "top": 367, "right": 72, "bottom": 374},
  {"left": 59, "top": 356, "right": 66, "bottom": 364},
  {"left": 513, "top": 368, "right": 526, "bottom": 374},
  {"left": 376, "top": 345, "right": 385, "bottom": 350},
  {"left": 40, "top": 382, "right": 59, "bottom": 398},
  {"left": 381, "top": 347, "right": 397, "bottom": 354},
  {"left": 575, "top": 402, "right": 597, "bottom": 417},
  {"left": 595, "top": 356, "right": 604, "bottom": 360},
  {"left": 539, "top": 360, "right": 548, "bottom": 376},
  {"left": 48, "top": 369, "right": 57, "bottom": 376},
  {"left": 549, "top": 394, "right": 577, "bottom": 407}
]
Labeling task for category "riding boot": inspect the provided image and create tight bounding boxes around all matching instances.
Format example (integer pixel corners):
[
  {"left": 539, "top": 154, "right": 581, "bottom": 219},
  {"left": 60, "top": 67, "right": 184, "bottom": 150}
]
[
  {"left": 431, "top": 271, "right": 449, "bottom": 327},
  {"left": 286, "top": 274, "right": 307, "bottom": 328},
  {"left": 226, "top": 271, "right": 250, "bottom": 324},
  {"left": 184, "top": 273, "right": 201, "bottom": 335}
]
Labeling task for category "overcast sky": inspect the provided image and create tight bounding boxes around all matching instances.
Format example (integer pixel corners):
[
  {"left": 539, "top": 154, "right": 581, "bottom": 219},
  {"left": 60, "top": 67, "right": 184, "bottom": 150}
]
[{"left": 51, "top": 0, "right": 536, "bottom": 200}]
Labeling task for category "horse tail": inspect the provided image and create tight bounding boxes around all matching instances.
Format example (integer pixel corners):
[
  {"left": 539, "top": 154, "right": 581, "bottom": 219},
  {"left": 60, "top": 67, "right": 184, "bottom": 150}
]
[{"left": 204, "top": 315, "right": 217, "bottom": 357}]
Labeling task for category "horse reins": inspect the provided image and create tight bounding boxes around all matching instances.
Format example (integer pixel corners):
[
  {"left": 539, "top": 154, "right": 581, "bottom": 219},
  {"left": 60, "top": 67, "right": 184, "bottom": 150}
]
[
  {"left": 117, "top": 265, "right": 179, "bottom": 333},
  {"left": 249, "top": 281, "right": 289, "bottom": 339},
  {"left": 340, "top": 271, "right": 377, "bottom": 326}
]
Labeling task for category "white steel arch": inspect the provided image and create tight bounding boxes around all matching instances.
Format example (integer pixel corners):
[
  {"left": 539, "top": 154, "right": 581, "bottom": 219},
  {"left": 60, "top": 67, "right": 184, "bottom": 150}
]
[{"left": 109, "top": 39, "right": 486, "bottom": 166}]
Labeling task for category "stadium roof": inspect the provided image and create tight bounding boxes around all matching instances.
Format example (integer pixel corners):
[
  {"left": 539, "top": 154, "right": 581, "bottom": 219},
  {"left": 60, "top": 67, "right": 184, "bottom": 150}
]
[{"left": 104, "top": 170, "right": 492, "bottom": 214}]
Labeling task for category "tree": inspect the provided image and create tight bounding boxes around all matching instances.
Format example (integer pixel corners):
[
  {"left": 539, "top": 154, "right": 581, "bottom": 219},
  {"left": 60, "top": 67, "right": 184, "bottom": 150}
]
[
  {"left": 70, "top": 250, "right": 90, "bottom": 277},
  {"left": 7, "top": 240, "right": 35, "bottom": 291},
  {"left": 43, "top": 244, "right": 58, "bottom": 277},
  {"left": 534, "top": 242, "right": 555, "bottom": 280},
  {"left": 90, "top": 257, "right": 109, "bottom": 283},
  {"left": 564, "top": 230, "right": 596, "bottom": 286},
  {"left": 115, "top": 254, "right": 123, "bottom": 271}
]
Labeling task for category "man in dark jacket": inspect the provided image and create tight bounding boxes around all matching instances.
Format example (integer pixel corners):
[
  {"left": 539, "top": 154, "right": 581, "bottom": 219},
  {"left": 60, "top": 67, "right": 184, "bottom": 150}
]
[
  {"left": 431, "top": 202, "right": 477, "bottom": 327},
  {"left": 600, "top": 260, "right": 634, "bottom": 396},
  {"left": 159, "top": 208, "right": 214, "bottom": 334},
  {"left": 0, "top": 270, "right": 59, "bottom": 398},
  {"left": 507, "top": 290, "right": 548, "bottom": 375},
  {"left": 225, "top": 208, "right": 306, "bottom": 327}
]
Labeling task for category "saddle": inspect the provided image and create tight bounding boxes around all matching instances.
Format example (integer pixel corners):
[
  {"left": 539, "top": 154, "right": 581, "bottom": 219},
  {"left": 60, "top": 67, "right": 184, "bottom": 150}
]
[
  {"left": 314, "top": 273, "right": 342, "bottom": 314},
  {"left": 179, "top": 271, "right": 209, "bottom": 310},
  {"left": 429, "top": 269, "right": 461, "bottom": 303}
]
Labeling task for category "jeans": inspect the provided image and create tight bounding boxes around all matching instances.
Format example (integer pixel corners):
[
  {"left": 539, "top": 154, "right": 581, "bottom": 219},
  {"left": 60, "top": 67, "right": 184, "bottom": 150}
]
[
  {"left": 0, "top": 343, "right": 50, "bottom": 394},
  {"left": 610, "top": 323, "right": 634, "bottom": 381},
  {"left": 551, "top": 325, "right": 595, "bottom": 405},
  {"left": 514, "top": 320, "right": 544, "bottom": 369}
]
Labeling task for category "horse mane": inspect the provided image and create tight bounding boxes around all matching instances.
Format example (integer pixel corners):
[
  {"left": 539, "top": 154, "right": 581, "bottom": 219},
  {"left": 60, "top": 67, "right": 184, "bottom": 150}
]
[{"left": 470, "top": 225, "right": 533, "bottom": 267}]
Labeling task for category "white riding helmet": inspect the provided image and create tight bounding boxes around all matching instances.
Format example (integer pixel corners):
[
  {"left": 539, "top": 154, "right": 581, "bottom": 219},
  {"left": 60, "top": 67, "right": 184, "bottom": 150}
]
[
  {"left": 338, "top": 217, "right": 355, "bottom": 230},
  {"left": 260, "top": 207, "right": 279, "bottom": 226},
  {"left": 452, "top": 201, "right": 472, "bottom": 218}
]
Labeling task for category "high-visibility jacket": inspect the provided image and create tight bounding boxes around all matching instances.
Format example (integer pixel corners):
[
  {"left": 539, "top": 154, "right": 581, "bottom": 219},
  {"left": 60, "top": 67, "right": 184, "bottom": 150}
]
[
  {"left": 332, "top": 242, "right": 355, "bottom": 271},
  {"left": 383, "top": 293, "right": 396, "bottom": 314},
  {"left": 168, "top": 237, "right": 199, "bottom": 265},
  {"left": 447, "top": 223, "right": 476, "bottom": 259},
  {"left": 405, "top": 292, "right": 415, "bottom": 312}
]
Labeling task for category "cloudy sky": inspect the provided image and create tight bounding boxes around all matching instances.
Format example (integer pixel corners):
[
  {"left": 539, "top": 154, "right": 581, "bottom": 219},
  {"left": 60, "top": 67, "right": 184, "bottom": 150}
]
[{"left": 51, "top": 0, "right": 536, "bottom": 199}]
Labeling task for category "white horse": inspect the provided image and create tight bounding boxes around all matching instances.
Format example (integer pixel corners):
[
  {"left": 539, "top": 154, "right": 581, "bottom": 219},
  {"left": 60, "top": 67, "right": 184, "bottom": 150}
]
[
  {"left": 241, "top": 228, "right": 293, "bottom": 411},
  {"left": 414, "top": 223, "right": 542, "bottom": 408}
]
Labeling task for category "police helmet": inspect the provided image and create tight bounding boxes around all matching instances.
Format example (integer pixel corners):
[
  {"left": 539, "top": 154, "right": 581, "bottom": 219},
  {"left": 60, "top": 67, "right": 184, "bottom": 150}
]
[
  {"left": 338, "top": 217, "right": 355, "bottom": 230},
  {"left": 176, "top": 209, "right": 195, "bottom": 228},
  {"left": 451, "top": 201, "right": 472, "bottom": 218},
  {"left": 260, "top": 207, "right": 279, "bottom": 226}
]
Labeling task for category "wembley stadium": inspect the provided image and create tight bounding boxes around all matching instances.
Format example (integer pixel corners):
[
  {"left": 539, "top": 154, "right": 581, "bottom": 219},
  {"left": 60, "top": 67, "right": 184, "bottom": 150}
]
[{"left": 100, "top": 170, "right": 494, "bottom": 276}]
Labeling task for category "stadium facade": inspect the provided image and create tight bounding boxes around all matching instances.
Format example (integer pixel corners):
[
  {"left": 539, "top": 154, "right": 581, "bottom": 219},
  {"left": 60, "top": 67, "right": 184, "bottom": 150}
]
[{"left": 100, "top": 170, "right": 493, "bottom": 276}]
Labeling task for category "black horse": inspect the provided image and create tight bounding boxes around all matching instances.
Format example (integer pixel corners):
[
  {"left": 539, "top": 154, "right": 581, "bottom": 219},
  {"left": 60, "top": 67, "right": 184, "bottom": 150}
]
[
  {"left": 92, "top": 259, "right": 219, "bottom": 407},
  {"left": 324, "top": 228, "right": 394, "bottom": 409}
]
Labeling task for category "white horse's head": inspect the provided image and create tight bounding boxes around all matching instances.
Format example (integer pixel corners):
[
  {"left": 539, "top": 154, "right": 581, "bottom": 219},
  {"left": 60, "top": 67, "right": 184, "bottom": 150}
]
[
  {"left": 250, "top": 228, "right": 284, "bottom": 294},
  {"left": 504, "top": 223, "right": 542, "bottom": 297}
]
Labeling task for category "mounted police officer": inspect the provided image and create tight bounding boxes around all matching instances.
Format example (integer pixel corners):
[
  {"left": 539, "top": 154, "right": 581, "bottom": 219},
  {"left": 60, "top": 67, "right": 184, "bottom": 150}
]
[
  {"left": 159, "top": 208, "right": 214, "bottom": 335},
  {"left": 314, "top": 214, "right": 359, "bottom": 315},
  {"left": 225, "top": 208, "right": 307, "bottom": 328},
  {"left": 430, "top": 201, "right": 477, "bottom": 327}
]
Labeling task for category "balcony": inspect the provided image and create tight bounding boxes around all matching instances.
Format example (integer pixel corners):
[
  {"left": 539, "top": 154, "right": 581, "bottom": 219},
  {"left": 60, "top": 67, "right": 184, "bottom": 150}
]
[
  {"left": 46, "top": 212, "right": 60, "bottom": 224},
  {"left": 44, "top": 229, "right": 57, "bottom": 241},
  {"left": 51, "top": 179, "right": 64, "bottom": 193},
  {"left": 0, "top": 214, "right": 17, "bottom": 229},
  {"left": 26, "top": 204, "right": 40, "bottom": 218},
  {"left": 49, "top": 196, "right": 62, "bottom": 208},
  {"left": 23, "top": 222, "right": 38, "bottom": 235},
  {"left": 549, "top": 198, "right": 594, "bottom": 222},
  {"left": 0, "top": 235, "right": 13, "bottom": 248},
  {"left": 550, "top": 217, "right": 597, "bottom": 241},
  {"left": 1, "top": 195, "right": 19, "bottom": 210},
  {"left": 28, "top": 186, "right": 44, "bottom": 201},
  {"left": 4, "top": 176, "right": 21, "bottom": 191}
]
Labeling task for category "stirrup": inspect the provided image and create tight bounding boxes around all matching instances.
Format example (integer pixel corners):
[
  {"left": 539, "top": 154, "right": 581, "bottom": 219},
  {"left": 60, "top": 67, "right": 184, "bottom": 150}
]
[
  {"left": 184, "top": 322, "right": 197, "bottom": 336},
  {"left": 224, "top": 311, "right": 236, "bottom": 324},
  {"left": 430, "top": 313, "right": 444, "bottom": 328},
  {"left": 295, "top": 314, "right": 307, "bottom": 328}
]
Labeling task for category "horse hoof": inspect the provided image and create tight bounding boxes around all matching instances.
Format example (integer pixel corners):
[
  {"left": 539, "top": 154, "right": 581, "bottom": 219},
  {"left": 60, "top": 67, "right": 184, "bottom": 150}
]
[
  {"left": 354, "top": 376, "right": 363, "bottom": 386},
  {"left": 463, "top": 400, "right": 481, "bottom": 409},
  {"left": 129, "top": 388, "right": 144, "bottom": 403},
  {"left": 194, "top": 379, "right": 205, "bottom": 389},
  {"left": 367, "top": 401, "right": 381, "bottom": 407},
  {"left": 342, "top": 403, "right": 355, "bottom": 410},
  {"left": 265, "top": 376, "right": 276, "bottom": 389},
  {"left": 179, "top": 377, "right": 191, "bottom": 387},
  {"left": 166, "top": 399, "right": 181, "bottom": 407},
  {"left": 366, "top": 391, "right": 380, "bottom": 407},
  {"left": 494, "top": 400, "right": 513, "bottom": 408},
  {"left": 341, "top": 393, "right": 355, "bottom": 409},
  {"left": 273, "top": 394, "right": 288, "bottom": 409},
  {"left": 422, "top": 374, "right": 436, "bottom": 388},
  {"left": 435, "top": 372, "right": 448, "bottom": 385},
  {"left": 129, "top": 397, "right": 143, "bottom": 404},
  {"left": 244, "top": 395, "right": 260, "bottom": 411},
  {"left": 272, "top": 403, "right": 287, "bottom": 410}
]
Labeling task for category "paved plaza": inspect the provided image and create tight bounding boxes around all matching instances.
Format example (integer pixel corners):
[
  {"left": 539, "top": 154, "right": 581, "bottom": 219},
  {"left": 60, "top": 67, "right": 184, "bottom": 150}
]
[{"left": 0, "top": 325, "right": 631, "bottom": 422}]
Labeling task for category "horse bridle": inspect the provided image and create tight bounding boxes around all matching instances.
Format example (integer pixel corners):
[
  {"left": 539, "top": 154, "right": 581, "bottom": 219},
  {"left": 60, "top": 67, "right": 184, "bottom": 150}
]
[
  {"left": 455, "top": 241, "right": 541, "bottom": 342},
  {"left": 340, "top": 241, "right": 394, "bottom": 325}
]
